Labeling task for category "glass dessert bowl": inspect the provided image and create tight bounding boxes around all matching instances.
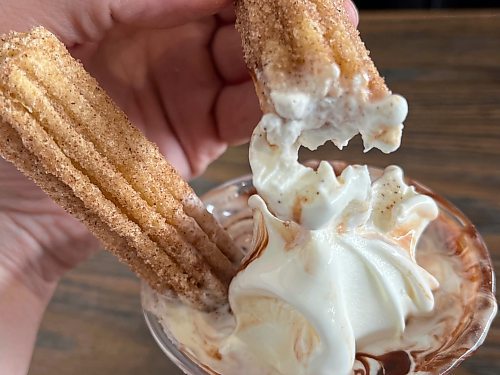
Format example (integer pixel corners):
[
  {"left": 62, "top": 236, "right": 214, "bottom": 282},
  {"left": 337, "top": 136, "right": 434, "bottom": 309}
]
[{"left": 141, "top": 161, "right": 497, "bottom": 375}]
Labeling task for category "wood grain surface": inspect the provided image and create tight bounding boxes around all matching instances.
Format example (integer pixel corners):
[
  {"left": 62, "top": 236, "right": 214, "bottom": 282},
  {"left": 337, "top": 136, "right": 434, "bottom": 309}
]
[{"left": 28, "top": 9, "right": 500, "bottom": 375}]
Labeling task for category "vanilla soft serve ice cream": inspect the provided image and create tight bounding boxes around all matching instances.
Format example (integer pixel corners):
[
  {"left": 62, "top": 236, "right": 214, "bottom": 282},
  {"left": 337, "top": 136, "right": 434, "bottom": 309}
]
[
  {"left": 223, "top": 63, "right": 439, "bottom": 373},
  {"left": 144, "top": 59, "right": 444, "bottom": 374},
  {"left": 228, "top": 170, "right": 439, "bottom": 374}
]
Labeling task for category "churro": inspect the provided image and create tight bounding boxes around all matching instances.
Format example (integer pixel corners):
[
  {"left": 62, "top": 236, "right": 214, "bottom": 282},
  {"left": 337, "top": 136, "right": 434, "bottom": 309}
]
[
  {"left": 0, "top": 27, "right": 240, "bottom": 309},
  {"left": 235, "top": 0, "right": 389, "bottom": 110}
]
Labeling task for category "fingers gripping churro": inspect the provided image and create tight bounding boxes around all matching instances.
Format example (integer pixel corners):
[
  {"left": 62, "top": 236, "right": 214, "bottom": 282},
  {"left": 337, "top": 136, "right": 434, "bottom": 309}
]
[{"left": 0, "top": 27, "right": 240, "bottom": 310}]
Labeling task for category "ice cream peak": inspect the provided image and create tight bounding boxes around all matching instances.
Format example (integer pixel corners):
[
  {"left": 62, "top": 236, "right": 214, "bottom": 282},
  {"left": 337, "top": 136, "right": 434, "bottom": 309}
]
[{"left": 229, "top": 166, "right": 439, "bottom": 374}]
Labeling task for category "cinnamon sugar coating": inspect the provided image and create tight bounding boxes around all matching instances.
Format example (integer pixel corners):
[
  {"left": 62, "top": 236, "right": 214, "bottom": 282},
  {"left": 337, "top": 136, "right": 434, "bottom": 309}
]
[{"left": 0, "top": 27, "right": 241, "bottom": 310}]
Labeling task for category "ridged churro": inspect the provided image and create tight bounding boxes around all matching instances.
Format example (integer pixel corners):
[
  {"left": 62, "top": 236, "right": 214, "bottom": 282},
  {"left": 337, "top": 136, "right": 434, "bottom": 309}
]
[
  {"left": 235, "top": 0, "right": 389, "bottom": 111},
  {"left": 0, "top": 27, "right": 241, "bottom": 310}
]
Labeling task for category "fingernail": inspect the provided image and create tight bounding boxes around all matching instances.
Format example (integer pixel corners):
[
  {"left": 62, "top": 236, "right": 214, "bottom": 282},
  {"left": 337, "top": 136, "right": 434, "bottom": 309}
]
[{"left": 344, "top": 0, "right": 360, "bottom": 27}]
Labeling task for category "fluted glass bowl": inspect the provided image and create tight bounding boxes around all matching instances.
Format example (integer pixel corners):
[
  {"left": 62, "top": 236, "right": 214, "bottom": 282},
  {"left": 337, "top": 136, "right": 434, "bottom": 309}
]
[{"left": 141, "top": 161, "right": 497, "bottom": 375}]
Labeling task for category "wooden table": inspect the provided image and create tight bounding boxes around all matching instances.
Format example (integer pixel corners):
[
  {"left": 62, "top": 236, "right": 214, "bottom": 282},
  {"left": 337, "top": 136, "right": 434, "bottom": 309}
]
[{"left": 29, "top": 10, "right": 500, "bottom": 375}]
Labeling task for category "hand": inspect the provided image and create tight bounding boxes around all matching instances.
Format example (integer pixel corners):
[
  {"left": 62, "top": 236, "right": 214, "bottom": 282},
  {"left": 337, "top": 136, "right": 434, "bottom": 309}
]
[
  {"left": 0, "top": 1, "right": 358, "bottom": 373},
  {"left": 0, "top": 2, "right": 261, "bottom": 373}
]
